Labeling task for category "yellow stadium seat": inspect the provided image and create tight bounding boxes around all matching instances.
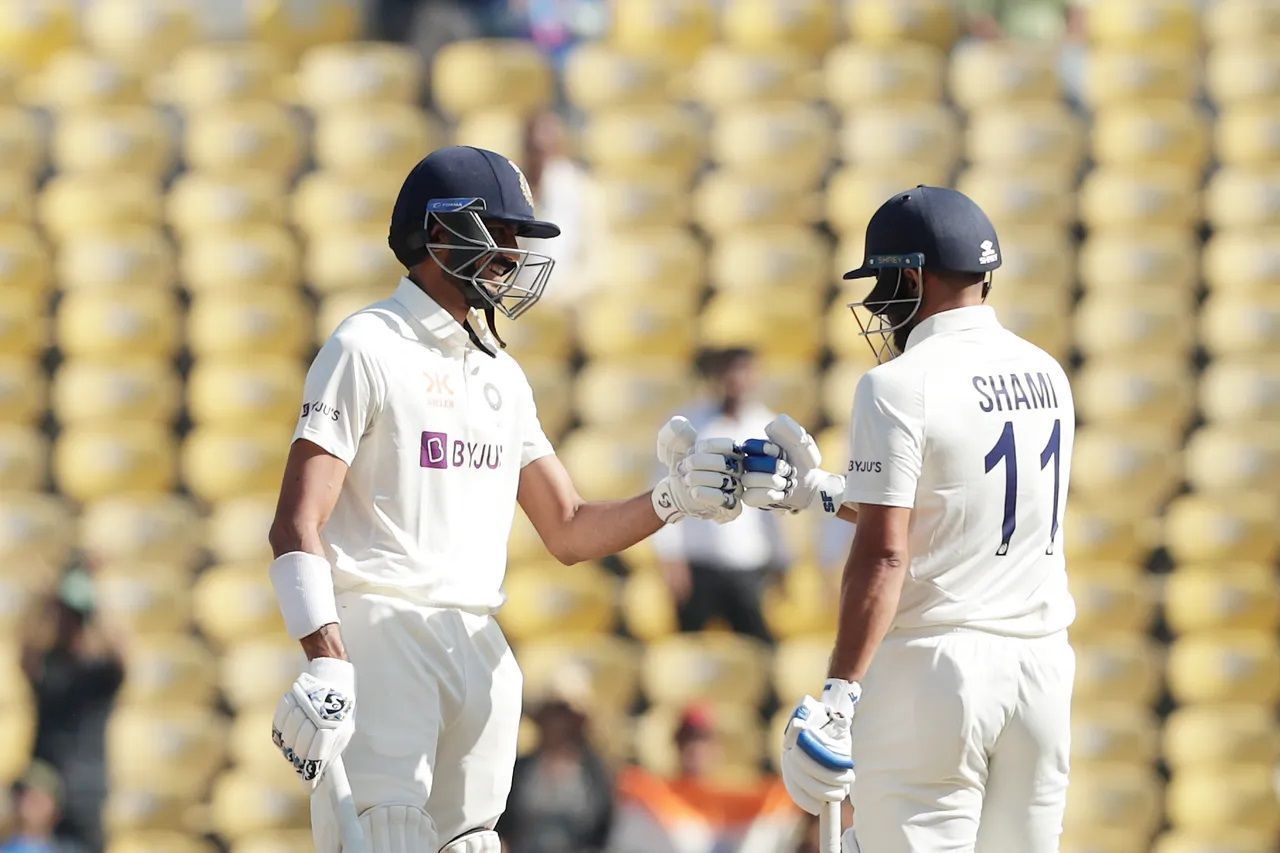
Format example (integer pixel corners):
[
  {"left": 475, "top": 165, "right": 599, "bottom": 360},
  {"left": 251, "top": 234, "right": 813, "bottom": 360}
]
[
  {"left": 563, "top": 44, "right": 669, "bottom": 110},
  {"left": 710, "top": 103, "right": 833, "bottom": 188},
  {"left": 1078, "top": 167, "right": 1200, "bottom": 230},
  {"left": 489, "top": 299, "right": 575, "bottom": 361},
  {"left": 294, "top": 41, "right": 422, "bottom": 110},
  {"left": 54, "top": 424, "right": 176, "bottom": 500},
  {"left": 1167, "top": 766, "right": 1280, "bottom": 835},
  {"left": 964, "top": 102, "right": 1085, "bottom": 180},
  {"left": 0, "top": 0, "right": 77, "bottom": 71},
  {"left": 1093, "top": 101, "right": 1209, "bottom": 172},
  {"left": 771, "top": 634, "right": 831, "bottom": 701},
  {"left": 166, "top": 171, "right": 287, "bottom": 236},
  {"left": 590, "top": 174, "right": 688, "bottom": 231},
  {"left": 1078, "top": 229, "right": 1198, "bottom": 297},
  {"left": 709, "top": 227, "right": 831, "bottom": 299},
  {"left": 451, "top": 108, "right": 527, "bottom": 162},
  {"left": 219, "top": 635, "right": 306, "bottom": 712},
  {"left": 839, "top": 103, "right": 959, "bottom": 175},
  {"left": 0, "top": 106, "right": 43, "bottom": 177},
  {"left": 1063, "top": 763, "right": 1163, "bottom": 837},
  {"left": 1153, "top": 828, "right": 1279, "bottom": 853},
  {"left": 1074, "top": 294, "right": 1195, "bottom": 357},
  {"left": 187, "top": 289, "right": 312, "bottom": 358},
  {"left": 1164, "top": 493, "right": 1279, "bottom": 564},
  {"left": 1061, "top": 826, "right": 1153, "bottom": 853},
  {"left": 846, "top": 0, "right": 959, "bottom": 49},
  {"left": 500, "top": 563, "right": 617, "bottom": 643},
  {"left": 687, "top": 46, "right": 814, "bottom": 110},
  {"left": 518, "top": 635, "right": 641, "bottom": 715},
  {"left": 1219, "top": 101, "right": 1280, "bottom": 165},
  {"left": 0, "top": 58, "right": 14, "bottom": 101},
  {"left": 193, "top": 562, "right": 283, "bottom": 647},
  {"left": 1199, "top": 356, "right": 1280, "bottom": 424},
  {"left": 314, "top": 288, "right": 384, "bottom": 344},
  {"left": 95, "top": 562, "right": 191, "bottom": 634},
  {"left": 948, "top": 42, "right": 1059, "bottom": 110},
  {"left": 0, "top": 700, "right": 35, "bottom": 786},
  {"left": 0, "top": 172, "right": 35, "bottom": 223},
  {"left": 246, "top": 0, "right": 358, "bottom": 58},
  {"left": 1070, "top": 427, "right": 1182, "bottom": 512},
  {"left": 0, "top": 223, "right": 50, "bottom": 292},
  {"left": 826, "top": 165, "right": 952, "bottom": 237},
  {"left": 1163, "top": 704, "right": 1280, "bottom": 770},
  {"left": 103, "top": 787, "right": 195, "bottom": 834},
  {"left": 954, "top": 168, "right": 1075, "bottom": 231},
  {"left": 1207, "top": 44, "right": 1280, "bottom": 107},
  {"left": 52, "top": 359, "right": 180, "bottom": 425},
  {"left": 0, "top": 358, "right": 45, "bottom": 425},
  {"left": 158, "top": 42, "right": 283, "bottom": 107},
  {"left": 591, "top": 225, "right": 705, "bottom": 292},
  {"left": 0, "top": 492, "right": 71, "bottom": 566},
  {"left": 824, "top": 42, "right": 944, "bottom": 110},
  {"left": 820, "top": 357, "right": 876, "bottom": 422},
  {"left": 635, "top": 702, "right": 765, "bottom": 783},
  {"left": 695, "top": 171, "right": 819, "bottom": 234},
  {"left": 291, "top": 169, "right": 401, "bottom": 238},
  {"left": 1070, "top": 704, "right": 1159, "bottom": 766},
  {"left": 226, "top": 704, "right": 279, "bottom": 770},
  {"left": 1072, "top": 359, "right": 1194, "bottom": 431},
  {"left": 765, "top": 562, "right": 839, "bottom": 640},
  {"left": 187, "top": 358, "right": 304, "bottom": 428},
  {"left": 180, "top": 227, "right": 300, "bottom": 293},
  {"left": 1205, "top": 0, "right": 1280, "bottom": 44},
  {"left": 574, "top": 359, "right": 690, "bottom": 427},
  {"left": 1204, "top": 167, "right": 1280, "bottom": 229},
  {"left": 0, "top": 425, "right": 44, "bottom": 492},
  {"left": 38, "top": 173, "right": 163, "bottom": 237},
  {"left": 1068, "top": 564, "right": 1155, "bottom": 639},
  {"left": 1087, "top": 0, "right": 1198, "bottom": 49},
  {"left": 1072, "top": 635, "right": 1163, "bottom": 706},
  {"left": 303, "top": 229, "right": 405, "bottom": 295},
  {"left": 981, "top": 296, "right": 1072, "bottom": 364},
  {"left": 612, "top": 0, "right": 716, "bottom": 63},
  {"left": 20, "top": 50, "right": 144, "bottom": 109},
  {"left": 184, "top": 102, "right": 305, "bottom": 178},
  {"left": 312, "top": 104, "right": 442, "bottom": 177},
  {"left": 582, "top": 106, "right": 704, "bottom": 184},
  {"left": 1166, "top": 564, "right": 1280, "bottom": 636},
  {"left": 79, "top": 494, "right": 203, "bottom": 567},
  {"left": 51, "top": 106, "right": 174, "bottom": 178},
  {"left": 432, "top": 39, "right": 552, "bottom": 118},
  {"left": 209, "top": 763, "right": 310, "bottom": 840},
  {"left": 700, "top": 293, "right": 824, "bottom": 360},
  {"left": 523, "top": 362, "right": 570, "bottom": 441},
  {"left": 119, "top": 634, "right": 218, "bottom": 706},
  {"left": 642, "top": 633, "right": 771, "bottom": 708},
  {"left": 1185, "top": 425, "right": 1280, "bottom": 497},
  {"left": 721, "top": 0, "right": 836, "bottom": 56},
  {"left": 1204, "top": 234, "right": 1280, "bottom": 296},
  {"left": 620, "top": 566, "right": 677, "bottom": 642},
  {"left": 206, "top": 494, "right": 276, "bottom": 564},
  {"left": 56, "top": 287, "right": 179, "bottom": 359},
  {"left": 181, "top": 425, "right": 290, "bottom": 502},
  {"left": 55, "top": 225, "right": 173, "bottom": 291},
  {"left": 576, "top": 296, "right": 696, "bottom": 361},
  {"left": 1167, "top": 631, "right": 1280, "bottom": 705},
  {"left": 1084, "top": 49, "right": 1197, "bottom": 106},
  {"left": 107, "top": 832, "right": 218, "bottom": 853},
  {"left": 82, "top": 0, "right": 195, "bottom": 74},
  {"left": 230, "top": 831, "right": 316, "bottom": 853},
  {"left": 549, "top": 425, "right": 657, "bottom": 496},
  {"left": 108, "top": 705, "right": 225, "bottom": 798},
  {"left": 757, "top": 358, "right": 821, "bottom": 427}
]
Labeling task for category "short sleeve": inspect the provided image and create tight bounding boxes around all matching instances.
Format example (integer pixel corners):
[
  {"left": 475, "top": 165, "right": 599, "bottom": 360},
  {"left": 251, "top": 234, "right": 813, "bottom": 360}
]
[
  {"left": 518, "top": 375, "right": 555, "bottom": 468},
  {"left": 842, "top": 368, "right": 925, "bottom": 509},
  {"left": 292, "top": 333, "right": 382, "bottom": 465}
]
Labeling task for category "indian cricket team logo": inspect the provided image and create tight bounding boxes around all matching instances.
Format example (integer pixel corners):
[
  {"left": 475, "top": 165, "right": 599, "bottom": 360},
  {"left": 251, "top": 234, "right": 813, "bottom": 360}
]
[
  {"left": 484, "top": 382, "right": 502, "bottom": 411},
  {"left": 509, "top": 159, "right": 534, "bottom": 207}
]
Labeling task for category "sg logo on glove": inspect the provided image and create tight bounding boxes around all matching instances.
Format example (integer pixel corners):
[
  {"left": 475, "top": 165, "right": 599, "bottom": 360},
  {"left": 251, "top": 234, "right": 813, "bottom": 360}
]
[{"left": 308, "top": 687, "right": 352, "bottom": 723}]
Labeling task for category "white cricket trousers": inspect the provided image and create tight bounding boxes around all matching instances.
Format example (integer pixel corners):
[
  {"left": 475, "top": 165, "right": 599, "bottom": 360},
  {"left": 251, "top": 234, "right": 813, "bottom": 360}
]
[
  {"left": 845, "top": 629, "right": 1074, "bottom": 853},
  {"left": 311, "top": 589, "right": 522, "bottom": 851}
]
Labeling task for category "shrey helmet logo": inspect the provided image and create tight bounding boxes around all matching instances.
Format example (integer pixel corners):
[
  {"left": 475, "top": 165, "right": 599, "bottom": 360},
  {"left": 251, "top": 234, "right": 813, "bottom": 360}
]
[
  {"left": 509, "top": 159, "right": 534, "bottom": 207},
  {"left": 979, "top": 240, "right": 999, "bottom": 265}
]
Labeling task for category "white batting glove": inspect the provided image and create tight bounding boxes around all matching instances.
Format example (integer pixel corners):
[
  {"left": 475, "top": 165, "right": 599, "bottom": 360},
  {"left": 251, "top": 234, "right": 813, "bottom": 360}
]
[
  {"left": 652, "top": 416, "right": 743, "bottom": 524},
  {"left": 741, "top": 414, "right": 845, "bottom": 515},
  {"left": 271, "top": 657, "right": 356, "bottom": 789},
  {"left": 780, "top": 679, "right": 860, "bottom": 816}
]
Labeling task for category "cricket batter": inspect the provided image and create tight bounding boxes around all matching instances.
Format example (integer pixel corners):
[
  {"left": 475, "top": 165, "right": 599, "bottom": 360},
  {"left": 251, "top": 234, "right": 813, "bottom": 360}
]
[
  {"left": 741, "top": 187, "right": 1077, "bottom": 851},
  {"left": 265, "top": 146, "right": 744, "bottom": 853}
]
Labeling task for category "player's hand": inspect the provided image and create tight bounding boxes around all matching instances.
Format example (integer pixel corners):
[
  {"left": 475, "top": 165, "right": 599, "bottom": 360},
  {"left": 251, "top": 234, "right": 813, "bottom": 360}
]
[
  {"left": 740, "top": 414, "right": 845, "bottom": 515},
  {"left": 271, "top": 657, "right": 356, "bottom": 789},
  {"left": 652, "top": 416, "right": 743, "bottom": 524},
  {"left": 780, "top": 679, "right": 860, "bottom": 815}
]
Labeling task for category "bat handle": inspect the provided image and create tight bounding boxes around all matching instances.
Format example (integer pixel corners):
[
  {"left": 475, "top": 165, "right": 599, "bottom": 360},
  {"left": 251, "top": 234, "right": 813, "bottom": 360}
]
[
  {"left": 819, "top": 799, "right": 843, "bottom": 853},
  {"left": 327, "top": 755, "right": 369, "bottom": 853}
]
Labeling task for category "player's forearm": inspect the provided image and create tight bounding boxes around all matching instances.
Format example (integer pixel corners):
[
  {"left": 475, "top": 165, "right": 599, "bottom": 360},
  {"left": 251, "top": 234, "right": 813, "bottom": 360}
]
[
  {"left": 827, "top": 549, "right": 907, "bottom": 682},
  {"left": 550, "top": 492, "right": 665, "bottom": 564}
]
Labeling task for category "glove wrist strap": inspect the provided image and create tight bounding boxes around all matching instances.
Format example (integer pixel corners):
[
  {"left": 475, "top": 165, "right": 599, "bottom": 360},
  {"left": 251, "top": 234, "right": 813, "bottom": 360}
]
[
  {"left": 270, "top": 551, "right": 339, "bottom": 639},
  {"left": 807, "top": 471, "right": 847, "bottom": 516},
  {"left": 652, "top": 479, "right": 685, "bottom": 524}
]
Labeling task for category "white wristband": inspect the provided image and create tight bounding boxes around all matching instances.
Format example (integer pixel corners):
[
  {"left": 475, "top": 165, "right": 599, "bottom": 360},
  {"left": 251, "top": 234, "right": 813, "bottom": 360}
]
[{"left": 269, "top": 551, "right": 339, "bottom": 639}]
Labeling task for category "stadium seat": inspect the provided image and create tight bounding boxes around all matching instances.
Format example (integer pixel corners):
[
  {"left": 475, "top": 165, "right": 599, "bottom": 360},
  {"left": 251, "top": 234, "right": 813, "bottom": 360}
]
[
  {"left": 491, "top": 304, "right": 575, "bottom": 362},
  {"left": 500, "top": 562, "right": 617, "bottom": 642},
  {"left": 557, "top": 426, "right": 657, "bottom": 496},
  {"left": 1163, "top": 704, "right": 1280, "bottom": 770},
  {"left": 0, "top": 493, "right": 72, "bottom": 567},
  {"left": 107, "top": 832, "right": 218, "bottom": 853},
  {"left": 1216, "top": 103, "right": 1280, "bottom": 167},
  {"left": 771, "top": 634, "right": 831, "bottom": 702},
  {"left": 576, "top": 295, "right": 697, "bottom": 361},
  {"left": 954, "top": 168, "right": 1075, "bottom": 230},
  {"left": 119, "top": 634, "right": 218, "bottom": 707},
  {"left": 1077, "top": 229, "right": 1198, "bottom": 297},
  {"left": 1166, "top": 766, "right": 1280, "bottom": 835},
  {"left": 95, "top": 562, "right": 192, "bottom": 634},
  {"left": 229, "top": 831, "right": 316, "bottom": 853},
  {"left": 81, "top": 0, "right": 196, "bottom": 73},
  {"left": 1078, "top": 167, "right": 1200, "bottom": 230},
  {"left": 0, "top": 358, "right": 45, "bottom": 425},
  {"left": 219, "top": 635, "right": 306, "bottom": 712},
  {"left": 1204, "top": 233, "right": 1280, "bottom": 295},
  {"left": 0, "top": 425, "right": 44, "bottom": 491},
  {"left": 948, "top": 42, "right": 1060, "bottom": 109},
  {"left": 620, "top": 566, "right": 677, "bottom": 641},
  {"left": 709, "top": 226, "right": 831, "bottom": 299},
  {"left": 0, "top": 106, "right": 45, "bottom": 178},
  {"left": 821, "top": 357, "right": 877, "bottom": 422},
  {"left": 51, "top": 106, "right": 174, "bottom": 178},
  {"left": 293, "top": 41, "right": 422, "bottom": 110},
  {"left": 167, "top": 171, "right": 287, "bottom": 236},
  {"left": 824, "top": 42, "right": 944, "bottom": 109},
  {"left": 687, "top": 46, "right": 814, "bottom": 110},
  {"left": 1070, "top": 704, "right": 1159, "bottom": 766},
  {"left": 1074, "top": 294, "right": 1195, "bottom": 357},
  {"left": 1073, "top": 359, "right": 1193, "bottom": 430},
  {"left": 1204, "top": 167, "right": 1280, "bottom": 229},
  {"left": 38, "top": 173, "right": 163, "bottom": 238},
  {"left": 1087, "top": 0, "right": 1198, "bottom": 49},
  {"left": 839, "top": 103, "right": 959, "bottom": 176},
  {"left": 826, "top": 164, "right": 952, "bottom": 236},
  {"left": 1071, "top": 427, "right": 1182, "bottom": 512},
  {"left": 0, "top": 223, "right": 50, "bottom": 292},
  {"left": 54, "top": 424, "right": 177, "bottom": 501},
  {"left": 642, "top": 633, "right": 772, "bottom": 709},
  {"left": 0, "top": 697, "right": 35, "bottom": 788},
  {"left": 563, "top": 44, "right": 670, "bottom": 110},
  {"left": 108, "top": 705, "right": 226, "bottom": 798},
  {"left": 1092, "top": 101, "right": 1209, "bottom": 173},
  {"left": 1163, "top": 493, "right": 1279, "bottom": 564},
  {"left": 303, "top": 229, "right": 406, "bottom": 295},
  {"left": 1153, "top": 829, "right": 1279, "bottom": 853},
  {"left": 21, "top": 50, "right": 144, "bottom": 110},
  {"left": 1205, "top": 0, "right": 1280, "bottom": 44},
  {"left": 1185, "top": 425, "right": 1280, "bottom": 496},
  {"left": 1063, "top": 763, "right": 1163, "bottom": 837},
  {"left": 582, "top": 106, "right": 704, "bottom": 184},
  {"left": 964, "top": 102, "right": 1085, "bottom": 180},
  {"left": 0, "top": 0, "right": 77, "bottom": 71},
  {"left": 79, "top": 494, "right": 203, "bottom": 567},
  {"left": 1207, "top": 43, "right": 1280, "bottom": 106},
  {"left": 518, "top": 635, "right": 641, "bottom": 716},
  {"left": 589, "top": 174, "right": 689, "bottom": 231},
  {"left": 765, "top": 563, "right": 839, "bottom": 640},
  {"left": 0, "top": 173, "right": 35, "bottom": 223},
  {"left": 181, "top": 425, "right": 290, "bottom": 502},
  {"left": 187, "top": 289, "right": 312, "bottom": 358},
  {"left": 291, "top": 169, "right": 401, "bottom": 238},
  {"left": 56, "top": 287, "right": 179, "bottom": 359},
  {"left": 52, "top": 359, "right": 180, "bottom": 425},
  {"left": 158, "top": 42, "right": 284, "bottom": 107},
  {"left": 756, "top": 358, "right": 821, "bottom": 427},
  {"left": 635, "top": 702, "right": 765, "bottom": 783},
  {"left": 187, "top": 358, "right": 305, "bottom": 427},
  {"left": 573, "top": 358, "right": 690, "bottom": 429},
  {"left": 226, "top": 704, "right": 279, "bottom": 770},
  {"left": 1083, "top": 49, "right": 1197, "bottom": 106},
  {"left": 245, "top": 0, "right": 359, "bottom": 57},
  {"left": 845, "top": 0, "right": 959, "bottom": 49},
  {"left": 710, "top": 103, "right": 833, "bottom": 188},
  {"left": 180, "top": 227, "right": 301, "bottom": 293},
  {"left": 981, "top": 293, "right": 1073, "bottom": 363},
  {"left": 103, "top": 787, "right": 195, "bottom": 834},
  {"left": 315, "top": 289, "right": 386, "bottom": 345},
  {"left": 722, "top": 0, "right": 837, "bottom": 57},
  {"left": 55, "top": 225, "right": 174, "bottom": 291},
  {"left": 209, "top": 763, "right": 311, "bottom": 840},
  {"left": 193, "top": 562, "right": 284, "bottom": 647},
  {"left": 700, "top": 293, "right": 825, "bottom": 360},
  {"left": 1068, "top": 564, "right": 1155, "bottom": 639},
  {"left": 1199, "top": 356, "right": 1280, "bottom": 424},
  {"left": 1072, "top": 635, "right": 1163, "bottom": 706},
  {"left": 312, "top": 103, "right": 442, "bottom": 177},
  {"left": 206, "top": 494, "right": 276, "bottom": 564},
  {"left": 1167, "top": 631, "right": 1280, "bottom": 705},
  {"left": 183, "top": 101, "right": 305, "bottom": 178},
  {"left": 1060, "top": 826, "right": 1154, "bottom": 853},
  {"left": 432, "top": 39, "right": 552, "bottom": 118},
  {"left": 612, "top": 0, "right": 716, "bottom": 62}
]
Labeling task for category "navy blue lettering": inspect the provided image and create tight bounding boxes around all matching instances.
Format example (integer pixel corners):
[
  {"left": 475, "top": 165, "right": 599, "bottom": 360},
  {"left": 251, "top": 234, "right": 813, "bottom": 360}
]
[
  {"left": 1010, "top": 374, "right": 1031, "bottom": 410},
  {"left": 973, "top": 375, "right": 994, "bottom": 412},
  {"left": 990, "top": 375, "right": 1012, "bottom": 412}
]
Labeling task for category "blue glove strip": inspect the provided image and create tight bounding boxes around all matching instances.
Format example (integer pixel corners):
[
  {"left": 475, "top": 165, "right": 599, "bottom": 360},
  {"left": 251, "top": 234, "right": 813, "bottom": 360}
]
[
  {"left": 743, "top": 454, "right": 783, "bottom": 473},
  {"left": 796, "top": 728, "right": 856, "bottom": 772},
  {"left": 740, "top": 438, "right": 776, "bottom": 457}
]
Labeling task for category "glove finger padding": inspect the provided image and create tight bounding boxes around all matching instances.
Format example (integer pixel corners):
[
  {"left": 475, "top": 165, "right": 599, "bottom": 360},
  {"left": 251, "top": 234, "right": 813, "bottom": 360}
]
[
  {"left": 679, "top": 452, "right": 742, "bottom": 475},
  {"left": 765, "top": 414, "right": 823, "bottom": 470},
  {"left": 685, "top": 469, "right": 739, "bottom": 491},
  {"left": 656, "top": 416, "right": 698, "bottom": 466}
]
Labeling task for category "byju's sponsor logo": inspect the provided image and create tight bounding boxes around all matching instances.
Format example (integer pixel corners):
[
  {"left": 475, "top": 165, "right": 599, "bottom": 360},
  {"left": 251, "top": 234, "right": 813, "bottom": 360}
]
[
  {"left": 421, "top": 431, "right": 449, "bottom": 469},
  {"left": 301, "top": 401, "right": 340, "bottom": 421},
  {"left": 420, "top": 431, "right": 505, "bottom": 470}
]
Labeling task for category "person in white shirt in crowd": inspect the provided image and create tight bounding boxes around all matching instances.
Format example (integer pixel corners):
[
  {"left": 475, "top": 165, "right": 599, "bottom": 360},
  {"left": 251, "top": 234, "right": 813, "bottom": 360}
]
[
  {"left": 265, "top": 145, "right": 745, "bottom": 853},
  {"left": 653, "top": 347, "right": 790, "bottom": 645}
]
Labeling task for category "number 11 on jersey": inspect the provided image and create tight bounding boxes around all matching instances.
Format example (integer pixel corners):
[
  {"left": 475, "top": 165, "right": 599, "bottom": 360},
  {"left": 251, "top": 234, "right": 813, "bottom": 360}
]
[{"left": 984, "top": 419, "right": 1062, "bottom": 557}]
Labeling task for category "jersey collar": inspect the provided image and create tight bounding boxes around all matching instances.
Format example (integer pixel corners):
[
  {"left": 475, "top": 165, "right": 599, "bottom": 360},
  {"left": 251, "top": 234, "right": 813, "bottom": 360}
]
[
  {"left": 392, "top": 277, "right": 496, "bottom": 357},
  {"left": 904, "top": 305, "right": 1001, "bottom": 351}
]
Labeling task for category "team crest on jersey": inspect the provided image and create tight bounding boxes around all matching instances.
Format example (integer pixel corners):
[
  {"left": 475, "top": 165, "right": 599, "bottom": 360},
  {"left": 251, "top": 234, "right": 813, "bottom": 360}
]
[{"left": 509, "top": 159, "right": 534, "bottom": 207}]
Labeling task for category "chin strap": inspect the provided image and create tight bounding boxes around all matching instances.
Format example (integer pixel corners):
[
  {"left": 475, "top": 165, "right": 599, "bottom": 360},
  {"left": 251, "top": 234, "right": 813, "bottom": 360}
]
[{"left": 483, "top": 304, "right": 506, "bottom": 349}]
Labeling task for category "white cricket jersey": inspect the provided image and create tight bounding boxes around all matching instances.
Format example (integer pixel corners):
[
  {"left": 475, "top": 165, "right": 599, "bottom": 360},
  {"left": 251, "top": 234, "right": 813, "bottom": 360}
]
[
  {"left": 293, "top": 278, "right": 554, "bottom": 612},
  {"left": 842, "top": 305, "right": 1076, "bottom": 638}
]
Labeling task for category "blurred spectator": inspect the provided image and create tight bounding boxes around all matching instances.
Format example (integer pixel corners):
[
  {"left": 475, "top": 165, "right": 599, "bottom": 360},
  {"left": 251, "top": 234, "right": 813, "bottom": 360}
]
[
  {"left": 522, "top": 111, "right": 593, "bottom": 304},
  {"left": 961, "top": 0, "right": 1073, "bottom": 41},
  {"left": 0, "top": 761, "right": 86, "bottom": 853},
  {"left": 499, "top": 666, "right": 614, "bottom": 853},
  {"left": 20, "top": 568, "right": 123, "bottom": 852},
  {"left": 653, "top": 349, "right": 790, "bottom": 644},
  {"left": 524, "top": 0, "right": 609, "bottom": 66},
  {"left": 606, "top": 705, "right": 801, "bottom": 852}
]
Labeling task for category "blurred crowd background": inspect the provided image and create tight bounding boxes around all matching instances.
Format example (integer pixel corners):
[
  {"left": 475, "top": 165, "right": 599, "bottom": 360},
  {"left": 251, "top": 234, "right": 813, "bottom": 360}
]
[{"left": 0, "top": 0, "right": 1278, "bottom": 852}]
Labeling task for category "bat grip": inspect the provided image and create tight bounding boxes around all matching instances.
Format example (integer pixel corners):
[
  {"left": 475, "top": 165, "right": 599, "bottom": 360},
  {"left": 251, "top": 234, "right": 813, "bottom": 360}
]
[
  {"left": 819, "top": 799, "right": 843, "bottom": 853},
  {"left": 327, "top": 755, "right": 369, "bottom": 853}
]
